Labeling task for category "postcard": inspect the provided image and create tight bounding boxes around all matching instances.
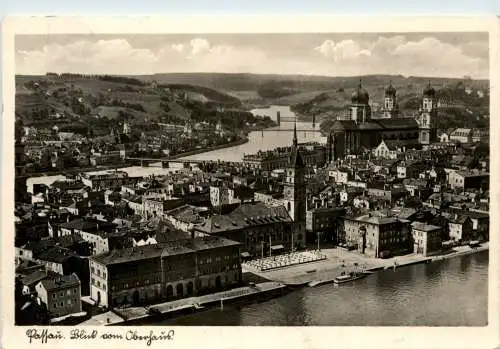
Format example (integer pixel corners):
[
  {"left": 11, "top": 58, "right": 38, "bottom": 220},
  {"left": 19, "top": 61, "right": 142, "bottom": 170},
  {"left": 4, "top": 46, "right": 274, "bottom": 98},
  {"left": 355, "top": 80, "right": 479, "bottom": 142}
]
[{"left": 1, "top": 15, "right": 499, "bottom": 349}]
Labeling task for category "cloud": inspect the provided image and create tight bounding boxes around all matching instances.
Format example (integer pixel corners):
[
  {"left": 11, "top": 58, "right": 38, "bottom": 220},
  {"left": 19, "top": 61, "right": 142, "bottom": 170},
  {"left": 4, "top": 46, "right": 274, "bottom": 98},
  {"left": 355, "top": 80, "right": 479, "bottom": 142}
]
[
  {"left": 313, "top": 35, "right": 488, "bottom": 78},
  {"left": 16, "top": 35, "right": 489, "bottom": 78}
]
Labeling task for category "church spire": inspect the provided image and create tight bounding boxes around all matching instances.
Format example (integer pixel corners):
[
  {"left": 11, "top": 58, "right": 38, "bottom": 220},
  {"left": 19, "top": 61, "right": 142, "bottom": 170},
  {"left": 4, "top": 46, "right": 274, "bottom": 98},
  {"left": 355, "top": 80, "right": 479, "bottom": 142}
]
[{"left": 293, "top": 117, "right": 298, "bottom": 148}]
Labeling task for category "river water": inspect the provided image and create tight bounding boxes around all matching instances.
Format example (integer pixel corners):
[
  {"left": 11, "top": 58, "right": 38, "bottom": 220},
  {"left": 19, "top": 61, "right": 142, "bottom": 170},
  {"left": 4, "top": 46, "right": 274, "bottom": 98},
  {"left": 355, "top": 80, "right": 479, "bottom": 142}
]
[
  {"left": 157, "top": 251, "right": 488, "bottom": 326},
  {"left": 25, "top": 106, "right": 323, "bottom": 192},
  {"left": 181, "top": 105, "right": 326, "bottom": 162}
]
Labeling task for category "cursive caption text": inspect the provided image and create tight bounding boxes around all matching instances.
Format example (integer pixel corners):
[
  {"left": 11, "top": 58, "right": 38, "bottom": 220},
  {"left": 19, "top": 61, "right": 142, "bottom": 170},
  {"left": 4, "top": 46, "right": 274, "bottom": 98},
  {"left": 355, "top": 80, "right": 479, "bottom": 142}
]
[{"left": 25, "top": 329, "right": 175, "bottom": 346}]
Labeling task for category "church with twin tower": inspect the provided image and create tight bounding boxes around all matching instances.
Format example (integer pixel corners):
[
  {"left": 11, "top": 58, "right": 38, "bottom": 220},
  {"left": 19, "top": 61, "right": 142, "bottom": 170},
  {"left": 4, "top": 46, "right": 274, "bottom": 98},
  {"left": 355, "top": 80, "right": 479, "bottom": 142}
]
[{"left": 326, "top": 81, "right": 438, "bottom": 162}]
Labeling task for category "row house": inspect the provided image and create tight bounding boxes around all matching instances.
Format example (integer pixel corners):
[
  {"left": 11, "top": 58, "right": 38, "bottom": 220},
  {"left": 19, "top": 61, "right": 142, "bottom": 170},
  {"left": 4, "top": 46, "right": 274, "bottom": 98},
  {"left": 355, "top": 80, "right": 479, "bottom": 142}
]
[
  {"left": 88, "top": 236, "right": 242, "bottom": 308},
  {"left": 410, "top": 222, "right": 442, "bottom": 256}
]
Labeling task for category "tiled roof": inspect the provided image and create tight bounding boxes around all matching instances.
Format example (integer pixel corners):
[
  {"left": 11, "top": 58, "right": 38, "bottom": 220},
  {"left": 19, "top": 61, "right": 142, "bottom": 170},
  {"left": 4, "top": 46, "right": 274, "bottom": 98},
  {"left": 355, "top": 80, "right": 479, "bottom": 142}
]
[
  {"left": 347, "top": 213, "right": 409, "bottom": 225},
  {"left": 90, "top": 236, "right": 240, "bottom": 266},
  {"left": 58, "top": 218, "right": 117, "bottom": 232},
  {"left": 36, "top": 246, "right": 79, "bottom": 263},
  {"left": 21, "top": 270, "right": 59, "bottom": 286},
  {"left": 39, "top": 273, "right": 80, "bottom": 291},
  {"left": 411, "top": 221, "right": 441, "bottom": 232},
  {"left": 449, "top": 215, "right": 470, "bottom": 224},
  {"left": 195, "top": 202, "right": 292, "bottom": 234},
  {"left": 375, "top": 118, "right": 419, "bottom": 130}
]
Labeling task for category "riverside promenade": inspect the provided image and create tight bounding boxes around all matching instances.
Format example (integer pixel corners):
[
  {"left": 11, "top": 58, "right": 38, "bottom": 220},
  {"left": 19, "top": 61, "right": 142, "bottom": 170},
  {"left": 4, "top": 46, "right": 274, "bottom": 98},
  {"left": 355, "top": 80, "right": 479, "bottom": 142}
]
[
  {"left": 81, "top": 281, "right": 286, "bottom": 326},
  {"left": 242, "top": 243, "right": 489, "bottom": 286}
]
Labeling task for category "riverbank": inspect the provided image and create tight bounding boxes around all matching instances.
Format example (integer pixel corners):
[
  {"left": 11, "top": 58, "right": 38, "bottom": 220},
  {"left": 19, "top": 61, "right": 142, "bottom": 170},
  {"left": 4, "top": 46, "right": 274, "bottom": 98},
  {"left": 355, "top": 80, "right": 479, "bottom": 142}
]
[
  {"left": 20, "top": 137, "right": 250, "bottom": 181},
  {"left": 173, "top": 136, "right": 248, "bottom": 160},
  {"left": 81, "top": 281, "right": 286, "bottom": 326},
  {"left": 243, "top": 243, "right": 489, "bottom": 286}
]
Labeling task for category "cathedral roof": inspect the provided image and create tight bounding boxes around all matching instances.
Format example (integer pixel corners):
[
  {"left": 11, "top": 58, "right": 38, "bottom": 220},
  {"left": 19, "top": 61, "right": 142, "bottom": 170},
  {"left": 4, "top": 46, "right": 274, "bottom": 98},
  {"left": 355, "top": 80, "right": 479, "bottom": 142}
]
[
  {"left": 330, "top": 120, "right": 358, "bottom": 131},
  {"left": 423, "top": 82, "right": 436, "bottom": 97},
  {"left": 351, "top": 81, "right": 370, "bottom": 104},
  {"left": 385, "top": 82, "right": 397, "bottom": 96},
  {"left": 375, "top": 118, "right": 419, "bottom": 130},
  {"left": 358, "top": 122, "right": 383, "bottom": 130}
]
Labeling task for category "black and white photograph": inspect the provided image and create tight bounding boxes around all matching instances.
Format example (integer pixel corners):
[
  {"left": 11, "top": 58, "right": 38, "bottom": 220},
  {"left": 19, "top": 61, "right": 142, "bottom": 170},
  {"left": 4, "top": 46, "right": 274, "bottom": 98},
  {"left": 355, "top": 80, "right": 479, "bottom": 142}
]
[{"left": 2, "top": 15, "right": 499, "bottom": 349}]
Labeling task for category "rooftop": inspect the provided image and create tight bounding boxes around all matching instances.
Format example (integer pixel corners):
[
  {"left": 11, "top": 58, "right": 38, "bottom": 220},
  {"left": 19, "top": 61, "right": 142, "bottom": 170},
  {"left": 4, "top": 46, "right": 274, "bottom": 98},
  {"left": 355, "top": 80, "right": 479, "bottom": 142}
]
[
  {"left": 196, "top": 202, "right": 292, "bottom": 234},
  {"left": 39, "top": 273, "right": 80, "bottom": 291},
  {"left": 411, "top": 221, "right": 441, "bottom": 232},
  {"left": 90, "top": 236, "right": 240, "bottom": 266},
  {"left": 347, "top": 213, "right": 409, "bottom": 225}
]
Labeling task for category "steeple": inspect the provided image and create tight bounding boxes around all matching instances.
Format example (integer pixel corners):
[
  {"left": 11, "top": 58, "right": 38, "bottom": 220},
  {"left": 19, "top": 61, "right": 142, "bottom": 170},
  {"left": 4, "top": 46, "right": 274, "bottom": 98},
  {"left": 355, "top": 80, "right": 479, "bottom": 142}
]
[
  {"left": 289, "top": 120, "right": 305, "bottom": 169},
  {"left": 293, "top": 118, "right": 298, "bottom": 148}
]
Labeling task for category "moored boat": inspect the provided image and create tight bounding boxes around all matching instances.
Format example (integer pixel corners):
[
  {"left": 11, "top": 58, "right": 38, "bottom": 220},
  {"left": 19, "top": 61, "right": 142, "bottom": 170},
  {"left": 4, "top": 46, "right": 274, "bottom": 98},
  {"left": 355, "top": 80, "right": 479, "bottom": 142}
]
[{"left": 333, "top": 271, "right": 367, "bottom": 284}]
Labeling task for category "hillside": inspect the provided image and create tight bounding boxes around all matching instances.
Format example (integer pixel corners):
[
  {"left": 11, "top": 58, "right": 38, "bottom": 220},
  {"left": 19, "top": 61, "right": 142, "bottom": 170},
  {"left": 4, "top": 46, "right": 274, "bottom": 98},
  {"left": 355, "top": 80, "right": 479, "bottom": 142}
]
[
  {"left": 15, "top": 74, "right": 247, "bottom": 136},
  {"left": 16, "top": 73, "right": 489, "bottom": 136}
]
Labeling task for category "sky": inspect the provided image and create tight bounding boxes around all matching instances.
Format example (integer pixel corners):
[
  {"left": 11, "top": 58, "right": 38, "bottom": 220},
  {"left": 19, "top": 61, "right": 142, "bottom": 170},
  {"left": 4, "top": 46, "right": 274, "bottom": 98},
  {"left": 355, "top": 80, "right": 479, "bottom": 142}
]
[{"left": 15, "top": 33, "right": 489, "bottom": 79}]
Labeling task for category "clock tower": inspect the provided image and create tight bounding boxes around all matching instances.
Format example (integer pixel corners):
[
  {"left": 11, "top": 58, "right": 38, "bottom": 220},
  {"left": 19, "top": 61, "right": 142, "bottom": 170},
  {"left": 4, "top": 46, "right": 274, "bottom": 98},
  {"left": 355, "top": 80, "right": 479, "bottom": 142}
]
[{"left": 283, "top": 120, "right": 306, "bottom": 249}]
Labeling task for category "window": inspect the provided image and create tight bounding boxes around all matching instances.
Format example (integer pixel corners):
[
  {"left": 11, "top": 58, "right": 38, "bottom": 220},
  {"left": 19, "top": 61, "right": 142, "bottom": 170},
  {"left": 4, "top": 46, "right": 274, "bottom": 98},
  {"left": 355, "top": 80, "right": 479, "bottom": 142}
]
[
  {"left": 103, "top": 272, "right": 106, "bottom": 279},
  {"left": 60, "top": 301, "right": 63, "bottom": 307},
  {"left": 60, "top": 292, "right": 64, "bottom": 297},
  {"left": 67, "top": 299, "right": 72, "bottom": 305},
  {"left": 53, "top": 304, "right": 57, "bottom": 308},
  {"left": 52, "top": 294, "right": 56, "bottom": 299},
  {"left": 67, "top": 289, "right": 71, "bottom": 295}
]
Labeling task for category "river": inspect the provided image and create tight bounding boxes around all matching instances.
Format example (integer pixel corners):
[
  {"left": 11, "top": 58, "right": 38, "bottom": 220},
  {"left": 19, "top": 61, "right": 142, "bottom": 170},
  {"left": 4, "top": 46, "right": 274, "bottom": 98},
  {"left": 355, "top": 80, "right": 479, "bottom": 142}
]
[
  {"left": 181, "top": 105, "right": 326, "bottom": 162},
  {"left": 25, "top": 106, "right": 324, "bottom": 192},
  {"left": 157, "top": 251, "right": 488, "bottom": 326}
]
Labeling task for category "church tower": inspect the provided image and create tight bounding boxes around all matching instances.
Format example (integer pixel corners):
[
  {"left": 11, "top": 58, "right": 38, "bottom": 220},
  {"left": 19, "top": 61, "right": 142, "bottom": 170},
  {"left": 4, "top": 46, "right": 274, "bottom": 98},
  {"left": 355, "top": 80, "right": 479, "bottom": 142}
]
[
  {"left": 283, "top": 121, "right": 307, "bottom": 250},
  {"left": 381, "top": 81, "right": 399, "bottom": 119},
  {"left": 418, "top": 82, "right": 438, "bottom": 144},
  {"left": 350, "top": 80, "right": 371, "bottom": 123}
]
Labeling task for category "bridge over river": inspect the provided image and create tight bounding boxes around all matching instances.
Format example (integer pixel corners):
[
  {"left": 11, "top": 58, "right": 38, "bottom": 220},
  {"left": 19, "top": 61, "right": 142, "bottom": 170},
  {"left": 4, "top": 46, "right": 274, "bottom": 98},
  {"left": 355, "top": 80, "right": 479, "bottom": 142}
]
[{"left": 125, "top": 157, "right": 244, "bottom": 169}]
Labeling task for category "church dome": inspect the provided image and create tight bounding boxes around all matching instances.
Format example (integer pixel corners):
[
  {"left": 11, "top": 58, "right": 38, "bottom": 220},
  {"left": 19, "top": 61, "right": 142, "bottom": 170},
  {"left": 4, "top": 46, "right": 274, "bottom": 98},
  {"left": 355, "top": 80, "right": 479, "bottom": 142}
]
[
  {"left": 385, "top": 82, "right": 397, "bottom": 96},
  {"left": 423, "top": 82, "right": 436, "bottom": 97},
  {"left": 351, "top": 81, "right": 370, "bottom": 104}
]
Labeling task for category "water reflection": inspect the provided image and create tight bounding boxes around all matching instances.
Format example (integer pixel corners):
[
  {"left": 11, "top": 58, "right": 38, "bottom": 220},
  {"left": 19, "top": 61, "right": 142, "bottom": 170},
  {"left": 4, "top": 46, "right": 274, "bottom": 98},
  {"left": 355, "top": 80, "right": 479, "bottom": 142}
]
[{"left": 157, "top": 251, "right": 488, "bottom": 326}]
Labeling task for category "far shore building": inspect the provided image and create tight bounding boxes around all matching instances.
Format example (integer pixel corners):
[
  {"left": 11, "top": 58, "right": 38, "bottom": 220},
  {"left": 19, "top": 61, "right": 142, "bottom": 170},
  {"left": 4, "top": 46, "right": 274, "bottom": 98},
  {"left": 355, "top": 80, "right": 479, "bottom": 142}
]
[
  {"left": 88, "top": 236, "right": 242, "bottom": 308},
  {"left": 342, "top": 213, "right": 412, "bottom": 258},
  {"left": 410, "top": 222, "right": 442, "bottom": 256}
]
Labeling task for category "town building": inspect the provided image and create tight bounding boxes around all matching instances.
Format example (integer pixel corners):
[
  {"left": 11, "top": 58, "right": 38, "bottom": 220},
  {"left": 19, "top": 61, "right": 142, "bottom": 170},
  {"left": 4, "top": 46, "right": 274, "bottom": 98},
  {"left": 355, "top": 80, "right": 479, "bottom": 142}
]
[
  {"left": 35, "top": 273, "right": 82, "bottom": 319},
  {"left": 80, "top": 171, "right": 140, "bottom": 190},
  {"left": 88, "top": 236, "right": 242, "bottom": 308},
  {"left": 449, "top": 128, "right": 473, "bottom": 144},
  {"left": 306, "top": 207, "right": 346, "bottom": 244},
  {"left": 372, "top": 140, "right": 399, "bottom": 159},
  {"left": 448, "top": 214, "right": 474, "bottom": 242},
  {"left": 243, "top": 142, "right": 326, "bottom": 171},
  {"left": 210, "top": 185, "right": 239, "bottom": 207},
  {"left": 448, "top": 170, "right": 489, "bottom": 191},
  {"left": 471, "top": 128, "right": 489, "bottom": 143},
  {"left": 342, "top": 213, "right": 412, "bottom": 258},
  {"left": 194, "top": 202, "right": 296, "bottom": 256},
  {"left": 410, "top": 222, "right": 442, "bottom": 256}
]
